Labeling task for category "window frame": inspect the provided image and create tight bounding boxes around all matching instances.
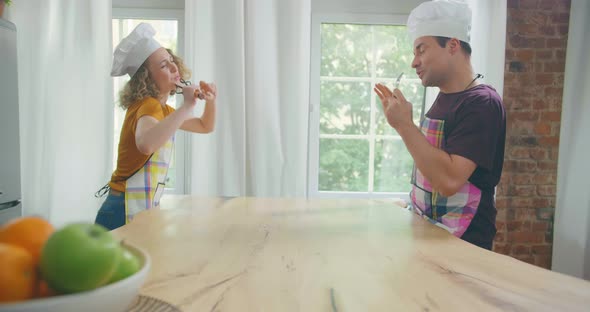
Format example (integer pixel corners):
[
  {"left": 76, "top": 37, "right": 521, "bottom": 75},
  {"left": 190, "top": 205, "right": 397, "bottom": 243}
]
[
  {"left": 112, "top": 8, "right": 189, "bottom": 195},
  {"left": 308, "top": 13, "right": 422, "bottom": 200}
]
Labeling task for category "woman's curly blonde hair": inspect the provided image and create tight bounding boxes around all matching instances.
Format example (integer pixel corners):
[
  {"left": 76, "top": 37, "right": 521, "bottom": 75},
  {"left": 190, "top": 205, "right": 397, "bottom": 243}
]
[{"left": 119, "top": 49, "right": 191, "bottom": 109}]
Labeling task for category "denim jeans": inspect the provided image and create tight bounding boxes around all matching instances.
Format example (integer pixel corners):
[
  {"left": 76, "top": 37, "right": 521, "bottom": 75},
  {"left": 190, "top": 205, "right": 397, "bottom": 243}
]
[{"left": 95, "top": 192, "right": 125, "bottom": 230}]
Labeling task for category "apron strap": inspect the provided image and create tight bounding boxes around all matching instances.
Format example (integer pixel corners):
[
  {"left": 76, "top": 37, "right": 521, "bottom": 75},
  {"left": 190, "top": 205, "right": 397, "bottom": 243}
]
[{"left": 94, "top": 183, "right": 111, "bottom": 198}]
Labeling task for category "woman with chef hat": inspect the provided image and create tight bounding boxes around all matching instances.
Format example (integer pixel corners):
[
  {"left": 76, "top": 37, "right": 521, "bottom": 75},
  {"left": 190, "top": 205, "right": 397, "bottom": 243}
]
[
  {"left": 95, "top": 23, "right": 216, "bottom": 230},
  {"left": 374, "top": 0, "right": 506, "bottom": 250}
]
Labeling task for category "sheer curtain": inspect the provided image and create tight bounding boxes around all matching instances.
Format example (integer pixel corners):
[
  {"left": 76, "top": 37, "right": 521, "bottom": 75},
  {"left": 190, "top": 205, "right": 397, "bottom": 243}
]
[
  {"left": 468, "top": 0, "right": 507, "bottom": 97},
  {"left": 185, "top": 0, "right": 311, "bottom": 197},
  {"left": 552, "top": 0, "right": 590, "bottom": 280},
  {"left": 6, "top": 1, "right": 112, "bottom": 226}
]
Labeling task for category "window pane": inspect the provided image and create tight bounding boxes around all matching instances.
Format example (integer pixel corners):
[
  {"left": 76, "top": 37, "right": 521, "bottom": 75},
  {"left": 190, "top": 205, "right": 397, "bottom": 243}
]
[
  {"left": 374, "top": 26, "right": 416, "bottom": 79},
  {"left": 319, "top": 139, "right": 369, "bottom": 192},
  {"left": 373, "top": 139, "right": 413, "bottom": 192},
  {"left": 315, "top": 22, "right": 426, "bottom": 196},
  {"left": 320, "top": 24, "right": 372, "bottom": 77},
  {"left": 320, "top": 81, "right": 371, "bottom": 135}
]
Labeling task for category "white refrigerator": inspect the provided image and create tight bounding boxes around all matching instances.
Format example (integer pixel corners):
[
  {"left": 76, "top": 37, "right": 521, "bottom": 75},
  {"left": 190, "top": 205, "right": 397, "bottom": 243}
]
[{"left": 0, "top": 18, "right": 22, "bottom": 224}]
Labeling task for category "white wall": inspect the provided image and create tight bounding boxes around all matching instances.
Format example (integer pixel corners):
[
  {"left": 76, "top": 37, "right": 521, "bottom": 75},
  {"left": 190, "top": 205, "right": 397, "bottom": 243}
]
[{"left": 552, "top": 0, "right": 590, "bottom": 280}]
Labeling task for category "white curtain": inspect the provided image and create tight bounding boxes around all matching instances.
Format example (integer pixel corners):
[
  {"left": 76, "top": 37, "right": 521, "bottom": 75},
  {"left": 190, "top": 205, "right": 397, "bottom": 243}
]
[
  {"left": 467, "top": 0, "right": 507, "bottom": 98},
  {"left": 185, "top": 0, "right": 311, "bottom": 197},
  {"left": 6, "top": 0, "right": 112, "bottom": 227},
  {"left": 552, "top": 0, "right": 590, "bottom": 280}
]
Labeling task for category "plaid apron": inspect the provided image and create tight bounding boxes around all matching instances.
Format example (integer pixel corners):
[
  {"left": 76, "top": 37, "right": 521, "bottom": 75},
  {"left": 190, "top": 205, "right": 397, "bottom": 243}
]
[
  {"left": 124, "top": 136, "right": 174, "bottom": 223},
  {"left": 410, "top": 116, "right": 481, "bottom": 238}
]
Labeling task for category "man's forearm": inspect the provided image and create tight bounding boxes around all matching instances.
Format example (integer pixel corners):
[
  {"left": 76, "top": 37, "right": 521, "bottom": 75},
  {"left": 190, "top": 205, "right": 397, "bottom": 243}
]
[{"left": 396, "top": 123, "right": 456, "bottom": 194}]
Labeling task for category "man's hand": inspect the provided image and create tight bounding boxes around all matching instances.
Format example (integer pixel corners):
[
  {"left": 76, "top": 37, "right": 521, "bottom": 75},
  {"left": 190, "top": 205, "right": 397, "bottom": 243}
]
[{"left": 374, "top": 83, "right": 414, "bottom": 130}]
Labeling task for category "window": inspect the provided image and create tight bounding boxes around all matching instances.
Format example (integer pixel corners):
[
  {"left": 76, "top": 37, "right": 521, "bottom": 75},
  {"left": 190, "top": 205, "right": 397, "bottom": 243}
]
[
  {"left": 309, "top": 14, "right": 426, "bottom": 199},
  {"left": 111, "top": 9, "right": 187, "bottom": 194}
]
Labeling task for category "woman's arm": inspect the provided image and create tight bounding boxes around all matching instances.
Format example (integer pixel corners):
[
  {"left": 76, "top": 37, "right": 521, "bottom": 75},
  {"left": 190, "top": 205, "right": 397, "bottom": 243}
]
[
  {"left": 135, "top": 84, "right": 201, "bottom": 155},
  {"left": 135, "top": 106, "right": 193, "bottom": 155},
  {"left": 180, "top": 81, "right": 216, "bottom": 133}
]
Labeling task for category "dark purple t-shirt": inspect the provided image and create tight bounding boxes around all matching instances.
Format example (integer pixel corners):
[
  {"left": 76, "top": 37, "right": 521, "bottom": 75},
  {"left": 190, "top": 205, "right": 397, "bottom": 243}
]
[{"left": 426, "top": 84, "right": 506, "bottom": 249}]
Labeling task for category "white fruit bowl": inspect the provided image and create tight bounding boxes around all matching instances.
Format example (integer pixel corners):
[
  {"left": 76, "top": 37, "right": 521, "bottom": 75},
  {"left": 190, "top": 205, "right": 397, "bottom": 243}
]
[{"left": 0, "top": 242, "right": 151, "bottom": 312}]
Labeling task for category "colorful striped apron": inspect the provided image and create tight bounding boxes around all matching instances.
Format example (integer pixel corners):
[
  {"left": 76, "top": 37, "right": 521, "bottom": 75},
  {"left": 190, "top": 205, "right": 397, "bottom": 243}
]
[
  {"left": 410, "top": 116, "right": 482, "bottom": 238},
  {"left": 124, "top": 136, "right": 174, "bottom": 223}
]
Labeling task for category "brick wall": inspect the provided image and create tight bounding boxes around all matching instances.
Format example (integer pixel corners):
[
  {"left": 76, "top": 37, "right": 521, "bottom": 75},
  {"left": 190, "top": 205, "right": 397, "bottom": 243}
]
[{"left": 493, "top": 0, "right": 571, "bottom": 269}]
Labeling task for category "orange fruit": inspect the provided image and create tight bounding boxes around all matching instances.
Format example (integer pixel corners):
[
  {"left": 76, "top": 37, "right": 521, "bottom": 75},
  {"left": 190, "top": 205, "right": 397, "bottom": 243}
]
[
  {"left": 0, "top": 216, "right": 54, "bottom": 266},
  {"left": 0, "top": 243, "right": 36, "bottom": 302}
]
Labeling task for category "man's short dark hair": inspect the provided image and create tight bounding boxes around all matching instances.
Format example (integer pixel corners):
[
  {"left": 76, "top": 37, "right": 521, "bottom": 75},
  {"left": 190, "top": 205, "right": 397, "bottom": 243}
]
[{"left": 434, "top": 36, "right": 472, "bottom": 56}]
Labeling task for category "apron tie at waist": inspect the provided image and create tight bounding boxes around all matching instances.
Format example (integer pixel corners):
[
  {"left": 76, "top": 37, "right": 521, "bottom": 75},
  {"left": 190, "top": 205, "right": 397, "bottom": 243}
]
[{"left": 95, "top": 183, "right": 110, "bottom": 198}]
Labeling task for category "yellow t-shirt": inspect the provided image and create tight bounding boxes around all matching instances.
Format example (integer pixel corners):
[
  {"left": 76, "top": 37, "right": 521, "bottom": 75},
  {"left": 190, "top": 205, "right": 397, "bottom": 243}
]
[{"left": 109, "top": 97, "right": 176, "bottom": 192}]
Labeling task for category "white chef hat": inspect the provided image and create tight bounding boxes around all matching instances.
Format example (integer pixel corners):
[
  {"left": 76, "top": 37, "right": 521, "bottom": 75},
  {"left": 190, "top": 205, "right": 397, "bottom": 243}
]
[
  {"left": 407, "top": 0, "right": 472, "bottom": 44},
  {"left": 110, "top": 23, "right": 162, "bottom": 77}
]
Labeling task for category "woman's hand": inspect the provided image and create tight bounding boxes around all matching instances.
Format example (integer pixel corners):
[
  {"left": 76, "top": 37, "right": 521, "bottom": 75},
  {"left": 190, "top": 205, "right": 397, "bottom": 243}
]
[
  {"left": 180, "top": 84, "right": 201, "bottom": 108},
  {"left": 199, "top": 81, "right": 217, "bottom": 102},
  {"left": 178, "top": 81, "right": 217, "bottom": 133}
]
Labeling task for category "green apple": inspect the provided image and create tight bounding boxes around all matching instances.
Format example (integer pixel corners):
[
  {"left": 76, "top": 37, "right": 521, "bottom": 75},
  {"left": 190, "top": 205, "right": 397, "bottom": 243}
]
[
  {"left": 40, "top": 223, "right": 122, "bottom": 294},
  {"left": 108, "top": 246, "right": 141, "bottom": 283}
]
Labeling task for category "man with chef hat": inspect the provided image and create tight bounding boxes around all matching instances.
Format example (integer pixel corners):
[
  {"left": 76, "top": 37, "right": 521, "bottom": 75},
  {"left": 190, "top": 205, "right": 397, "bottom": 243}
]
[{"left": 374, "top": 0, "right": 506, "bottom": 250}]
